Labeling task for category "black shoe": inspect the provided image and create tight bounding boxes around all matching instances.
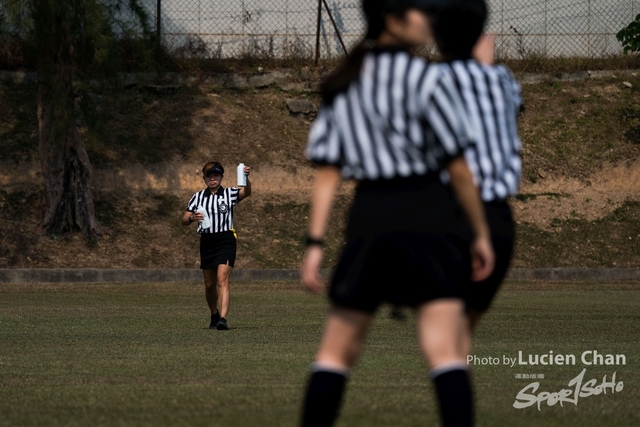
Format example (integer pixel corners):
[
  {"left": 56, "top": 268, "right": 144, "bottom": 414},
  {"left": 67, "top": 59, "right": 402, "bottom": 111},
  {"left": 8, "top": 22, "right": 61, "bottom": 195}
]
[
  {"left": 216, "top": 317, "right": 228, "bottom": 330},
  {"left": 209, "top": 311, "right": 220, "bottom": 329}
]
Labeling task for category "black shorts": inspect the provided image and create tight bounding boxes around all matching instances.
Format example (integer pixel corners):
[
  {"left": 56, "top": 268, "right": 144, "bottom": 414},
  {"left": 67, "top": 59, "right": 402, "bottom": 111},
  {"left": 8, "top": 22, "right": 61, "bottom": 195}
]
[
  {"left": 199, "top": 231, "right": 237, "bottom": 269},
  {"left": 463, "top": 200, "right": 515, "bottom": 312},
  {"left": 328, "top": 175, "right": 473, "bottom": 313}
]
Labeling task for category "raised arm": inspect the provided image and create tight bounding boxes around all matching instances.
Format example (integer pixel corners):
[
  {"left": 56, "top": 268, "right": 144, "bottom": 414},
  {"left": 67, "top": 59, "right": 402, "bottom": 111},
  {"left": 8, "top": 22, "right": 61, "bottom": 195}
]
[
  {"left": 238, "top": 165, "right": 252, "bottom": 200},
  {"left": 301, "top": 166, "right": 342, "bottom": 294},
  {"left": 472, "top": 32, "right": 496, "bottom": 65}
]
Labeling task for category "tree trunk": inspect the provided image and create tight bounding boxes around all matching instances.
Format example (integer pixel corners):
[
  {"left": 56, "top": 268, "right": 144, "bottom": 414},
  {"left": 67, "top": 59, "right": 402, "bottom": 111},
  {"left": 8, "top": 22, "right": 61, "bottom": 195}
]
[{"left": 35, "top": 0, "right": 99, "bottom": 237}]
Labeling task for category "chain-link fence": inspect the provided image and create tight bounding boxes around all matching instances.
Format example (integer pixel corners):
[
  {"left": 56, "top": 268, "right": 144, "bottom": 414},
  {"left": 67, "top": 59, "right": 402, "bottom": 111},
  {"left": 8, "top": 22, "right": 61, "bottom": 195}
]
[{"left": 144, "top": 0, "right": 637, "bottom": 60}]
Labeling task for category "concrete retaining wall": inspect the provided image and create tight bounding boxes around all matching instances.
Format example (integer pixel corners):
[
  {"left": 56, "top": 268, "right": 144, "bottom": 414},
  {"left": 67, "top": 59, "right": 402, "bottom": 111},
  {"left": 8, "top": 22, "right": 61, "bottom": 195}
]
[{"left": 0, "top": 268, "right": 638, "bottom": 283}]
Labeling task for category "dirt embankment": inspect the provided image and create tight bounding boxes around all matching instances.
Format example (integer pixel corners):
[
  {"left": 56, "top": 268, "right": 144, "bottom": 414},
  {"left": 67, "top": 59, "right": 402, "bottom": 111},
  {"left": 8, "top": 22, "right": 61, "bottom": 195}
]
[{"left": 1, "top": 72, "right": 639, "bottom": 269}]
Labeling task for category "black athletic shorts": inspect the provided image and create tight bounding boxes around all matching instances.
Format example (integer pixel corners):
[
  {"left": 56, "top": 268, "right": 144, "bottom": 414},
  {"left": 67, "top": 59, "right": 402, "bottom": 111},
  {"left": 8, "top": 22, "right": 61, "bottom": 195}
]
[
  {"left": 199, "top": 230, "right": 237, "bottom": 269},
  {"left": 328, "top": 175, "right": 473, "bottom": 313},
  {"left": 463, "top": 200, "right": 515, "bottom": 312}
]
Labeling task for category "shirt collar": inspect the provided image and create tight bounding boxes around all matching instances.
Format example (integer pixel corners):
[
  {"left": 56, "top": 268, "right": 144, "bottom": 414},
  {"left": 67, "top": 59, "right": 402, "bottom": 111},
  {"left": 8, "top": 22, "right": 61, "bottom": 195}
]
[{"left": 204, "top": 187, "right": 225, "bottom": 196}]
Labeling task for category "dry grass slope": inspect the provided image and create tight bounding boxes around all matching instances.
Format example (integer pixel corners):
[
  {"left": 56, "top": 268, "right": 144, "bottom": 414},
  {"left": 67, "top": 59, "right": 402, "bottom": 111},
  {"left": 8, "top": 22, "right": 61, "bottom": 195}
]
[{"left": 0, "top": 70, "right": 639, "bottom": 269}]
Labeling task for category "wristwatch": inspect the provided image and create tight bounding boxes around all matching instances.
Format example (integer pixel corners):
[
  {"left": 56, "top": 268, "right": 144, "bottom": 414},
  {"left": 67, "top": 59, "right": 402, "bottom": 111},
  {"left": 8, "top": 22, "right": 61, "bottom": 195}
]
[{"left": 305, "top": 235, "right": 325, "bottom": 247}]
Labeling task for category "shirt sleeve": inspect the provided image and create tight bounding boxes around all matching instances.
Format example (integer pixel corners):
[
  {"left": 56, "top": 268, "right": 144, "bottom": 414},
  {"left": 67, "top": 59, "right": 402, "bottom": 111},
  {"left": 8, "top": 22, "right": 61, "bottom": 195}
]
[
  {"left": 228, "top": 187, "right": 240, "bottom": 206},
  {"left": 498, "top": 65, "right": 523, "bottom": 117},
  {"left": 305, "top": 106, "right": 343, "bottom": 168},
  {"left": 186, "top": 193, "right": 198, "bottom": 212},
  {"left": 422, "top": 65, "right": 474, "bottom": 164}
]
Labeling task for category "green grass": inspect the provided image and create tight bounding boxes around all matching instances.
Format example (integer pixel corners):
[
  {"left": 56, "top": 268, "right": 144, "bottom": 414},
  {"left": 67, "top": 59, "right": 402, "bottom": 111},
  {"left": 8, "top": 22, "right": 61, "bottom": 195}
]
[{"left": 0, "top": 281, "right": 638, "bottom": 427}]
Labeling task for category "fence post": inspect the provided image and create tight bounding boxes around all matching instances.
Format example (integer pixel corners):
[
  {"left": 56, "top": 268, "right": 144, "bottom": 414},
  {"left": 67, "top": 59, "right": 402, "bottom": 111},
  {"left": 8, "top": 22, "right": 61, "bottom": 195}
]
[
  {"left": 588, "top": 0, "right": 591, "bottom": 57},
  {"left": 315, "top": 0, "right": 322, "bottom": 66},
  {"left": 155, "top": 0, "right": 162, "bottom": 73},
  {"left": 323, "top": 0, "right": 348, "bottom": 56},
  {"left": 501, "top": 0, "right": 504, "bottom": 58},
  {"left": 544, "top": 0, "right": 547, "bottom": 56},
  {"left": 156, "top": 0, "right": 162, "bottom": 43}
]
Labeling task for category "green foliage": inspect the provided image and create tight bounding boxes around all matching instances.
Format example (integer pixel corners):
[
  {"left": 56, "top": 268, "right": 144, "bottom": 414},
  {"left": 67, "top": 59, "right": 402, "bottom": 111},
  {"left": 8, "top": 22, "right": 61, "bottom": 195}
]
[
  {"left": 616, "top": 13, "right": 640, "bottom": 53},
  {"left": 0, "top": 1, "right": 33, "bottom": 68},
  {"left": 0, "top": 0, "right": 157, "bottom": 73},
  {"left": 0, "top": 0, "right": 33, "bottom": 36},
  {"left": 0, "top": 84, "right": 38, "bottom": 162}
]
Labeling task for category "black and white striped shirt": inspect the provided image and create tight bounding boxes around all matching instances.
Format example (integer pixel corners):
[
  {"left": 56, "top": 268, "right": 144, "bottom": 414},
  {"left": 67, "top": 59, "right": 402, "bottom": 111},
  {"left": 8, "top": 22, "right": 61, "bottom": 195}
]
[
  {"left": 187, "top": 187, "right": 241, "bottom": 234},
  {"left": 307, "top": 48, "right": 473, "bottom": 180},
  {"left": 439, "top": 60, "right": 522, "bottom": 202}
]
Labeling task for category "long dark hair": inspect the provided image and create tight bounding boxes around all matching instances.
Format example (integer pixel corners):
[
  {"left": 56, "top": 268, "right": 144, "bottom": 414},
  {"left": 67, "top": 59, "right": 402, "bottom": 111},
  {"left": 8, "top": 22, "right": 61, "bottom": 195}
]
[
  {"left": 320, "top": 0, "right": 388, "bottom": 103},
  {"left": 320, "top": 0, "right": 444, "bottom": 103},
  {"left": 320, "top": 42, "right": 371, "bottom": 104}
]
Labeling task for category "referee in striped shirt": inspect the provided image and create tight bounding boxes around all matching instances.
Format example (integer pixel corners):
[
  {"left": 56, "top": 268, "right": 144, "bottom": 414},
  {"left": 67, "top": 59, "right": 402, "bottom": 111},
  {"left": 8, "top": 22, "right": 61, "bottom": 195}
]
[
  {"left": 182, "top": 161, "right": 251, "bottom": 330},
  {"left": 299, "top": 1, "right": 494, "bottom": 426},
  {"left": 432, "top": 0, "right": 522, "bottom": 337}
]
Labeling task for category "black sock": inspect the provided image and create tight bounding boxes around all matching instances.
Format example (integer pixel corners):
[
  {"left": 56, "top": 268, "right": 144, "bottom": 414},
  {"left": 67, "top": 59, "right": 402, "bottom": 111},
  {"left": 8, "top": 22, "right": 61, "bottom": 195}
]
[
  {"left": 300, "top": 369, "right": 348, "bottom": 427},
  {"left": 432, "top": 368, "right": 473, "bottom": 427}
]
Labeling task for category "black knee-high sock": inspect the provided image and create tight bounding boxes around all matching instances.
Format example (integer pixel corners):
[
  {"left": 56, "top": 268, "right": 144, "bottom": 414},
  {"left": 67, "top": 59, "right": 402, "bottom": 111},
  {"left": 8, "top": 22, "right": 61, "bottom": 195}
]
[
  {"left": 300, "top": 369, "right": 348, "bottom": 427},
  {"left": 432, "top": 368, "right": 474, "bottom": 427}
]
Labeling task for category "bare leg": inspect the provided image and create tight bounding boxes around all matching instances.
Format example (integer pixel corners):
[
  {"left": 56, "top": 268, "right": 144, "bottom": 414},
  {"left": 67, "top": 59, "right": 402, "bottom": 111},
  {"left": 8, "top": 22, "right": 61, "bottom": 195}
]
[
  {"left": 217, "top": 262, "right": 233, "bottom": 319},
  {"left": 316, "top": 307, "right": 374, "bottom": 367},
  {"left": 300, "top": 307, "right": 374, "bottom": 427},
  {"left": 461, "top": 309, "right": 483, "bottom": 359},
  {"left": 202, "top": 269, "right": 219, "bottom": 314},
  {"left": 417, "top": 299, "right": 467, "bottom": 368},
  {"left": 417, "top": 299, "right": 473, "bottom": 427}
]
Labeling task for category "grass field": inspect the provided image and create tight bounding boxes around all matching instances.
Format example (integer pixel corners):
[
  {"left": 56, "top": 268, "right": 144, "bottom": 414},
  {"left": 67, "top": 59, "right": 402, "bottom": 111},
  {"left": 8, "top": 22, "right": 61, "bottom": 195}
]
[{"left": 1, "top": 280, "right": 638, "bottom": 427}]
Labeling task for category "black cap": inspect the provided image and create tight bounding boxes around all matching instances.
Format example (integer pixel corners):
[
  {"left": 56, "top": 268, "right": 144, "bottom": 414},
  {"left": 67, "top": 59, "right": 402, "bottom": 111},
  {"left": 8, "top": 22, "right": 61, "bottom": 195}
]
[
  {"left": 432, "top": 0, "right": 488, "bottom": 59},
  {"left": 205, "top": 163, "right": 224, "bottom": 176},
  {"left": 384, "top": 0, "right": 448, "bottom": 13}
]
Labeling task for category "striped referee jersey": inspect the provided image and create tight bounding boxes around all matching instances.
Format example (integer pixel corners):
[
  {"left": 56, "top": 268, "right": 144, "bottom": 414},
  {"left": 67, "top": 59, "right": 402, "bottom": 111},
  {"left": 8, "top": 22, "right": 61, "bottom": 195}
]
[
  {"left": 439, "top": 60, "right": 522, "bottom": 202},
  {"left": 187, "top": 187, "right": 240, "bottom": 234},
  {"left": 307, "top": 48, "right": 474, "bottom": 180}
]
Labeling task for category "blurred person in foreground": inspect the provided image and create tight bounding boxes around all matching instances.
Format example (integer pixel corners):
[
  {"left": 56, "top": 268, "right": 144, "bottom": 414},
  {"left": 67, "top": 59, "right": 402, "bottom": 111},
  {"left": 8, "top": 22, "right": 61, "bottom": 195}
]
[
  {"left": 298, "top": 0, "right": 494, "bottom": 425},
  {"left": 431, "top": 0, "right": 522, "bottom": 353}
]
